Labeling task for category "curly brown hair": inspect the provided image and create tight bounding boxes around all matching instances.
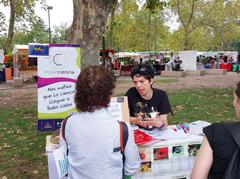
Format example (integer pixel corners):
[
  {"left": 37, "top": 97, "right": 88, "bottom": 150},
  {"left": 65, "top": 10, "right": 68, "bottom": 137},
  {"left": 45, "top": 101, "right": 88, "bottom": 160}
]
[
  {"left": 75, "top": 65, "right": 116, "bottom": 112},
  {"left": 235, "top": 81, "right": 240, "bottom": 99}
]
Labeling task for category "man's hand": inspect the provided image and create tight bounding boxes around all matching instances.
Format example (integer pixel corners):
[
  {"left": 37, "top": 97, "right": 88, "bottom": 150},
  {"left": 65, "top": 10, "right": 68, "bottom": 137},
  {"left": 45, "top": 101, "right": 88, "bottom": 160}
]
[{"left": 144, "top": 114, "right": 168, "bottom": 129}]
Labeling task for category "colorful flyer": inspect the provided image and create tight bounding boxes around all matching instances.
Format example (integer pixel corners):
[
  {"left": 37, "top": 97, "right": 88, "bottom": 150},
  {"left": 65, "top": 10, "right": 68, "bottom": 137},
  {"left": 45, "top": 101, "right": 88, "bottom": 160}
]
[
  {"left": 138, "top": 147, "right": 152, "bottom": 162},
  {"left": 188, "top": 143, "right": 201, "bottom": 157},
  {"left": 38, "top": 44, "right": 81, "bottom": 131},
  {"left": 153, "top": 146, "right": 169, "bottom": 160},
  {"left": 172, "top": 145, "right": 185, "bottom": 157},
  {"left": 139, "top": 162, "right": 152, "bottom": 173},
  {"left": 169, "top": 143, "right": 188, "bottom": 159}
]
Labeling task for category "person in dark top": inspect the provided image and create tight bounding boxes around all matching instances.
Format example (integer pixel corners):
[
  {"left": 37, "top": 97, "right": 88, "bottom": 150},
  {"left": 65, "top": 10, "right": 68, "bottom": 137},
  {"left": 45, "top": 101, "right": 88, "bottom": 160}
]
[
  {"left": 173, "top": 56, "right": 182, "bottom": 71},
  {"left": 125, "top": 63, "right": 172, "bottom": 130},
  {"left": 191, "top": 81, "right": 240, "bottom": 179}
]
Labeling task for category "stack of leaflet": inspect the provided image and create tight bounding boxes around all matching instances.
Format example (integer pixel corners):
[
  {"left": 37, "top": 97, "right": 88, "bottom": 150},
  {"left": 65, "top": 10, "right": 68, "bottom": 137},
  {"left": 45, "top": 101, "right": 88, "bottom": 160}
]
[
  {"left": 189, "top": 120, "right": 211, "bottom": 135},
  {"left": 142, "top": 127, "right": 187, "bottom": 140}
]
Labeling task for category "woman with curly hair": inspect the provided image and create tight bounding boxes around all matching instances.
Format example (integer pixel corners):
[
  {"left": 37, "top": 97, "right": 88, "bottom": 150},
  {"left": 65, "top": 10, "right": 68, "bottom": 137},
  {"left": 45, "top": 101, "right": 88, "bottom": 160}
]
[{"left": 60, "top": 65, "right": 140, "bottom": 179}]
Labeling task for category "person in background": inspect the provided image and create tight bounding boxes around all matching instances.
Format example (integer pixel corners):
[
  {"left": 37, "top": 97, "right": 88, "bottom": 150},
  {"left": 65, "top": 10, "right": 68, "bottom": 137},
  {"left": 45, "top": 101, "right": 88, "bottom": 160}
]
[
  {"left": 191, "top": 81, "right": 240, "bottom": 179},
  {"left": 210, "top": 57, "right": 217, "bottom": 69},
  {"left": 125, "top": 63, "right": 172, "bottom": 130},
  {"left": 60, "top": 65, "right": 140, "bottom": 179},
  {"left": 173, "top": 56, "right": 182, "bottom": 71},
  {"left": 204, "top": 57, "right": 212, "bottom": 69},
  {"left": 229, "top": 56, "right": 234, "bottom": 63},
  {"left": 237, "top": 54, "right": 240, "bottom": 74},
  {"left": 165, "top": 59, "right": 174, "bottom": 71},
  {"left": 196, "top": 58, "right": 204, "bottom": 70}
]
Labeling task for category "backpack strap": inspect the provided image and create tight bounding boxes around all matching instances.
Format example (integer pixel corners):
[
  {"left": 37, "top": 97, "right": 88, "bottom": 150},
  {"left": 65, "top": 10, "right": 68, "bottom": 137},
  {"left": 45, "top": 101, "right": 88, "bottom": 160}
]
[
  {"left": 222, "top": 122, "right": 240, "bottom": 147},
  {"left": 61, "top": 116, "right": 71, "bottom": 142},
  {"left": 118, "top": 121, "right": 129, "bottom": 179},
  {"left": 119, "top": 121, "right": 129, "bottom": 153}
]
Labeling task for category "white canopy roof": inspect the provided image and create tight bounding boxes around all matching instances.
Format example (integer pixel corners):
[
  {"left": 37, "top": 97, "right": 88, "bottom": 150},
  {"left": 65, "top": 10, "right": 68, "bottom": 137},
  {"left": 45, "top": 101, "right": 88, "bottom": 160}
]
[
  {"left": 115, "top": 52, "right": 141, "bottom": 58},
  {"left": 12, "top": 45, "right": 28, "bottom": 54}
]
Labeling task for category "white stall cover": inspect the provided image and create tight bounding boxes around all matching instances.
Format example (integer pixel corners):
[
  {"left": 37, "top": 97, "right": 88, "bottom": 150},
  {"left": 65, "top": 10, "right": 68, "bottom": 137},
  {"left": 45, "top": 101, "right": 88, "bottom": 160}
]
[
  {"left": 0, "top": 49, "right": 4, "bottom": 63},
  {"left": 178, "top": 51, "right": 198, "bottom": 70}
]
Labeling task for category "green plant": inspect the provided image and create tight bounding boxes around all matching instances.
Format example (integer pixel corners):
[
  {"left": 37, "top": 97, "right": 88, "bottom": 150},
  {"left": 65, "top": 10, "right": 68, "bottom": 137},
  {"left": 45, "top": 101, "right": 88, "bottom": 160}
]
[{"left": 4, "top": 53, "right": 13, "bottom": 68}]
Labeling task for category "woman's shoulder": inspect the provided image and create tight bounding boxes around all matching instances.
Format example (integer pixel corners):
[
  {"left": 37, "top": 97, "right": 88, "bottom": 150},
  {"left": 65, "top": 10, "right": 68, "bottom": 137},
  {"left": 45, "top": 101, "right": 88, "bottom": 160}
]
[
  {"left": 203, "top": 122, "right": 224, "bottom": 133},
  {"left": 203, "top": 122, "right": 236, "bottom": 141},
  {"left": 204, "top": 122, "right": 240, "bottom": 132}
]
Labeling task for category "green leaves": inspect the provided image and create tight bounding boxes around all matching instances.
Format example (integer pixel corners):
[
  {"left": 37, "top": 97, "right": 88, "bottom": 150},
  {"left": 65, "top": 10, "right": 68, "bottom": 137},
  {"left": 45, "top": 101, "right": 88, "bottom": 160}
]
[{"left": 146, "top": 0, "right": 167, "bottom": 13}]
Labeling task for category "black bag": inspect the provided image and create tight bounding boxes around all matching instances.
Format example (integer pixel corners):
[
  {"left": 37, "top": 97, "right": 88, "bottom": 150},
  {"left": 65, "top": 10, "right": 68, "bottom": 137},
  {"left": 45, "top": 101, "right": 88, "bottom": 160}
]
[
  {"left": 222, "top": 122, "right": 240, "bottom": 179},
  {"left": 119, "top": 121, "right": 129, "bottom": 179}
]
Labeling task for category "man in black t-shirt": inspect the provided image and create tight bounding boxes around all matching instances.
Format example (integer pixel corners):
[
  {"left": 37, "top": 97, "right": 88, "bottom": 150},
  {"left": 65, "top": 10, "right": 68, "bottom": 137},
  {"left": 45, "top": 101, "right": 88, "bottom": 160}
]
[{"left": 125, "top": 63, "right": 172, "bottom": 130}]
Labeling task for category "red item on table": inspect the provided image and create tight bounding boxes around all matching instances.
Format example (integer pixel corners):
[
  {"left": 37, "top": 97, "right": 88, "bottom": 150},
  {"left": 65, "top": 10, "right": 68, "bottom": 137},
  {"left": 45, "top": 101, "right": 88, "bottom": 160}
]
[{"left": 134, "top": 129, "right": 154, "bottom": 145}]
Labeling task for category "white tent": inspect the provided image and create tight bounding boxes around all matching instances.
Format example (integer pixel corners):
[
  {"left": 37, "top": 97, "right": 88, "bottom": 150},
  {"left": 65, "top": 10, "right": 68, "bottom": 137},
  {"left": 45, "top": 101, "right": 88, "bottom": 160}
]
[
  {"left": 178, "top": 51, "right": 198, "bottom": 70},
  {"left": 12, "top": 44, "right": 28, "bottom": 54},
  {"left": 0, "top": 49, "right": 4, "bottom": 64},
  {"left": 115, "top": 52, "right": 141, "bottom": 58}
]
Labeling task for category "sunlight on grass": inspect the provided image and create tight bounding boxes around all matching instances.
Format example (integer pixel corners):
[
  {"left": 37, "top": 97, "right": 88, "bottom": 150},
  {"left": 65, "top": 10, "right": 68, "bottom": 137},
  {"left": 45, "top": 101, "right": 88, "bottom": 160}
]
[{"left": 168, "top": 88, "right": 236, "bottom": 124}]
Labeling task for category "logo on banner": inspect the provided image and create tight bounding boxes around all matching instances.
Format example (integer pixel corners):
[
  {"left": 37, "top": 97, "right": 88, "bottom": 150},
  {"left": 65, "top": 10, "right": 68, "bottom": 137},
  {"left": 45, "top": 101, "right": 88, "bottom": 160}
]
[{"left": 29, "top": 44, "right": 49, "bottom": 57}]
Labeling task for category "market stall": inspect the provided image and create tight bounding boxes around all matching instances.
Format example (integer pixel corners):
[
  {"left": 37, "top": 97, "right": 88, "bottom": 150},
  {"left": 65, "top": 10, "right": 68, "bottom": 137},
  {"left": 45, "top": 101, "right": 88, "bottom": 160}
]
[
  {"left": 12, "top": 44, "right": 38, "bottom": 78},
  {"left": 115, "top": 52, "right": 141, "bottom": 76},
  {"left": 46, "top": 118, "right": 209, "bottom": 179}
]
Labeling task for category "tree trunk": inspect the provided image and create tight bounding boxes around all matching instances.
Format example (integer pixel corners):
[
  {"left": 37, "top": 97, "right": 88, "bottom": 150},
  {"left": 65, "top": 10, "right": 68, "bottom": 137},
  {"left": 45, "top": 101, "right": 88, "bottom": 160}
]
[
  {"left": 147, "top": 12, "right": 151, "bottom": 52},
  {"left": 67, "top": 0, "right": 117, "bottom": 69},
  {"left": 219, "top": 27, "right": 225, "bottom": 51},
  {"left": 183, "top": 28, "right": 190, "bottom": 50},
  {"left": 4, "top": 0, "right": 15, "bottom": 51},
  {"left": 154, "top": 17, "right": 156, "bottom": 51},
  {"left": 109, "top": 4, "right": 117, "bottom": 49}
]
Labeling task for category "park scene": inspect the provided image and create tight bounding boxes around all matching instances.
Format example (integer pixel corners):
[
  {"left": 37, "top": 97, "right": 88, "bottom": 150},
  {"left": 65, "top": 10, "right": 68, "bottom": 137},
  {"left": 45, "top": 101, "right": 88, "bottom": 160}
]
[{"left": 0, "top": 0, "right": 240, "bottom": 179}]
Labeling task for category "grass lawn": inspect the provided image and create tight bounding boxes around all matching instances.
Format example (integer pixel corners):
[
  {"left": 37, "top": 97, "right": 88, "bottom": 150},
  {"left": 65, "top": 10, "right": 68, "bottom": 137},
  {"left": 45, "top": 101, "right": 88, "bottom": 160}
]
[{"left": 0, "top": 87, "right": 237, "bottom": 178}]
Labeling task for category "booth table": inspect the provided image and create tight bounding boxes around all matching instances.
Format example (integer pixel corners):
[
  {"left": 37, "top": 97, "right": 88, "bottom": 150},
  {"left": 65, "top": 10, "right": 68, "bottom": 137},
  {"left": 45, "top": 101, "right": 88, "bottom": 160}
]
[
  {"left": 132, "top": 129, "right": 203, "bottom": 179},
  {"left": 46, "top": 121, "right": 209, "bottom": 179}
]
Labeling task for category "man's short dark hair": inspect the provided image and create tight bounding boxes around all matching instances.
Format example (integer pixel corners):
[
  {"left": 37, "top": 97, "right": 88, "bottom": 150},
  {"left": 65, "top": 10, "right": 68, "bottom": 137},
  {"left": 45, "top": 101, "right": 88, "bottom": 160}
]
[{"left": 131, "top": 63, "right": 154, "bottom": 80}]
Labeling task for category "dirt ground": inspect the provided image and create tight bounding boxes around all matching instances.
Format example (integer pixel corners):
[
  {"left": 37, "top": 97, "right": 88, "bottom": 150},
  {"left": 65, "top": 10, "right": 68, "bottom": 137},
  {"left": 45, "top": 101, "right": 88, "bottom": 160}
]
[{"left": 0, "top": 72, "right": 239, "bottom": 108}]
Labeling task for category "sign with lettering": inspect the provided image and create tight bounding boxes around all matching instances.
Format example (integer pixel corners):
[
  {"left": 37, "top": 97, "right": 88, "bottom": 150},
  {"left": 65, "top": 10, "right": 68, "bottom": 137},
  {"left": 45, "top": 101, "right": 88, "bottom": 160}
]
[
  {"left": 38, "top": 44, "right": 81, "bottom": 131},
  {"left": 28, "top": 44, "right": 49, "bottom": 57}
]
